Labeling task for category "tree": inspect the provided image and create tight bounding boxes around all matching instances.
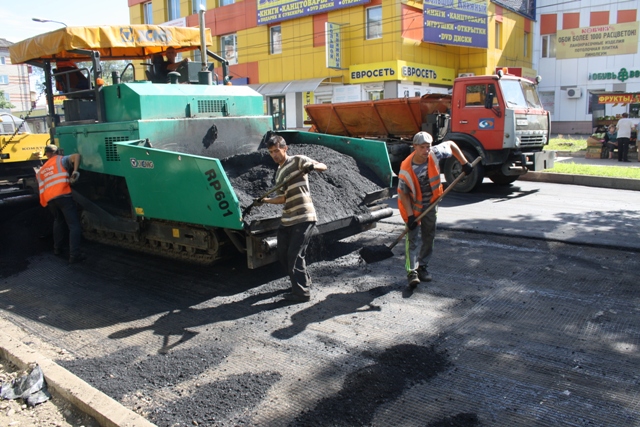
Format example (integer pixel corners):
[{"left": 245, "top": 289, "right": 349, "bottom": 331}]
[{"left": 0, "top": 90, "right": 15, "bottom": 109}]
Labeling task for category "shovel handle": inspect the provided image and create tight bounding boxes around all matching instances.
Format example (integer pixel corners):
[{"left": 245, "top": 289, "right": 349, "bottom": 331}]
[
  {"left": 242, "top": 169, "right": 305, "bottom": 218},
  {"left": 388, "top": 156, "right": 482, "bottom": 251}
]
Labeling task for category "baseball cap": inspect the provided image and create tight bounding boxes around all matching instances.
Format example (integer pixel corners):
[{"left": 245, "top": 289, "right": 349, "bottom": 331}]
[
  {"left": 44, "top": 144, "right": 59, "bottom": 154},
  {"left": 412, "top": 132, "right": 433, "bottom": 145}
]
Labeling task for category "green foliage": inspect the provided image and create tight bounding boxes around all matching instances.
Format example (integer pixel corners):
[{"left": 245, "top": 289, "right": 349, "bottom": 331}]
[
  {"left": 0, "top": 90, "right": 15, "bottom": 109},
  {"left": 546, "top": 162, "right": 640, "bottom": 179},
  {"left": 547, "top": 136, "right": 587, "bottom": 152}
]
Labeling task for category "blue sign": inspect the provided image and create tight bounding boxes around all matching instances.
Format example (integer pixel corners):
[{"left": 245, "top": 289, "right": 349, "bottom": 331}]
[
  {"left": 258, "top": 0, "right": 370, "bottom": 25},
  {"left": 478, "top": 118, "right": 494, "bottom": 129},
  {"left": 423, "top": 0, "right": 488, "bottom": 49}
]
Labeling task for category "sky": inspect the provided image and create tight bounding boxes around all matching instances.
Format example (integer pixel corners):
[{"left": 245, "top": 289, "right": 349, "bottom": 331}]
[{"left": 0, "top": 0, "right": 131, "bottom": 44}]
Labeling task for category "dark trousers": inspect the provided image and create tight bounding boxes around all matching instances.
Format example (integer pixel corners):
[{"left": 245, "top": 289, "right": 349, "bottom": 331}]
[
  {"left": 617, "top": 137, "right": 630, "bottom": 161},
  {"left": 277, "top": 221, "right": 316, "bottom": 297},
  {"left": 48, "top": 196, "right": 82, "bottom": 257}
]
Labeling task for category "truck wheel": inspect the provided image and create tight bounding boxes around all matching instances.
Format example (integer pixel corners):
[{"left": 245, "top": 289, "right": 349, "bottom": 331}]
[
  {"left": 489, "top": 173, "right": 519, "bottom": 185},
  {"left": 443, "top": 149, "right": 484, "bottom": 193}
]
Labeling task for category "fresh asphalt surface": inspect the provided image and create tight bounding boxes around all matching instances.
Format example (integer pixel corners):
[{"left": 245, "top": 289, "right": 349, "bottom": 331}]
[{"left": 0, "top": 155, "right": 640, "bottom": 426}]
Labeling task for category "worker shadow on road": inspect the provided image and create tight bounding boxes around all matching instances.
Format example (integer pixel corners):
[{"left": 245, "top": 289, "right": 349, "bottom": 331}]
[
  {"left": 108, "top": 288, "right": 293, "bottom": 354},
  {"left": 270, "top": 285, "right": 393, "bottom": 340}
]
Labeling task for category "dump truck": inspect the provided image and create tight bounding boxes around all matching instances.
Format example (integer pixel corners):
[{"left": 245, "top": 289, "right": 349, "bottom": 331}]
[
  {"left": 9, "top": 18, "right": 394, "bottom": 268},
  {"left": 305, "top": 70, "right": 554, "bottom": 192}
]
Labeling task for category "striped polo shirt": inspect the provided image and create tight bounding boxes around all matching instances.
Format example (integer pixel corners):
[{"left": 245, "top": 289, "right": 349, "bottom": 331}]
[{"left": 275, "top": 155, "right": 317, "bottom": 226}]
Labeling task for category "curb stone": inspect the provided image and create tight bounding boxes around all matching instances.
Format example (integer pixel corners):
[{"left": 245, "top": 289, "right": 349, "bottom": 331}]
[
  {"left": 519, "top": 171, "right": 640, "bottom": 191},
  {"left": 0, "top": 317, "right": 156, "bottom": 427}
]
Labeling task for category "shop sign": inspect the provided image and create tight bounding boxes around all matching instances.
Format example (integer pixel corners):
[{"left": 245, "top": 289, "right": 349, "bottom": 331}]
[
  {"left": 597, "top": 94, "right": 640, "bottom": 104},
  {"left": 257, "top": 0, "right": 370, "bottom": 25},
  {"left": 423, "top": 0, "right": 488, "bottom": 49},
  {"left": 556, "top": 21, "right": 639, "bottom": 59},
  {"left": 588, "top": 68, "right": 640, "bottom": 82},
  {"left": 326, "top": 23, "right": 342, "bottom": 69},
  {"left": 349, "top": 60, "right": 454, "bottom": 84}
]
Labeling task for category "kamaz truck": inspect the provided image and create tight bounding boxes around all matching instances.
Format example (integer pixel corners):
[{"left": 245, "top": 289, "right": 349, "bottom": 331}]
[
  {"left": 305, "top": 70, "right": 554, "bottom": 192},
  {"left": 9, "top": 18, "right": 394, "bottom": 268}
]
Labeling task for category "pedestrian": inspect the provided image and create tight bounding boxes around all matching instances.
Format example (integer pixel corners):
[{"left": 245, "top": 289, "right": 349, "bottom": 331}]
[
  {"left": 36, "top": 144, "right": 85, "bottom": 264},
  {"left": 398, "top": 132, "right": 473, "bottom": 288},
  {"left": 615, "top": 113, "right": 637, "bottom": 162},
  {"left": 259, "top": 135, "right": 327, "bottom": 302}
]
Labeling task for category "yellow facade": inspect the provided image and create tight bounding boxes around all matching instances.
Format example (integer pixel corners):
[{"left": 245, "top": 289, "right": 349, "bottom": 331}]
[{"left": 129, "top": 0, "right": 534, "bottom": 87}]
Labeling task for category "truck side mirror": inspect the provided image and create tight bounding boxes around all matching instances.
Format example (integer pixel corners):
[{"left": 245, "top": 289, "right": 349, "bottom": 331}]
[{"left": 484, "top": 91, "right": 495, "bottom": 109}]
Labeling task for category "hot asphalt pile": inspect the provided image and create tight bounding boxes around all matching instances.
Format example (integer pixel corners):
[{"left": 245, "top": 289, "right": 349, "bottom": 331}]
[{"left": 222, "top": 144, "right": 385, "bottom": 224}]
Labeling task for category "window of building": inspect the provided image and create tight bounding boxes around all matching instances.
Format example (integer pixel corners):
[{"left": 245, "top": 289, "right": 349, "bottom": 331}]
[
  {"left": 368, "top": 90, "right": 383, "bottom": 100},
  {"left": 494, "top": 21, "right": 502, "bottom": 49},
  {"left": 0, "top": 57, "right": 5, "bottom": 65},
  {"left": 192, "top": 0, "right": 205, "bottom": 14},
  {"left": 143, "top": 2, "right": 153, "bottom": 24},
  {"left": 168, "top": 0, "right": 180, "bottom": 20},
  {"left": 270, "top": 26, "right": 282, "bottom": 55},
  {"left": 524, "top": 32, "right": 529, "bottom": 57},
  {"left": 0, "top": 75, "right": 8, "bottom": 85},
  {"left": 541, "top": 34, "right": 556, "bottom": 58},
  {"left": 221, "top": 34, "right": 238, "bottom": 65},
  {"left": 220, "top": 0, "right": 234, "bottom": 6},
  {"left": 366, "top": 6, "right": 382, "bottom": 40}
]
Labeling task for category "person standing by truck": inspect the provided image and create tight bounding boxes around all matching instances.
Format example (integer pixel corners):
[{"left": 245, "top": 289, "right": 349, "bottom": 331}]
[
  {"left": 398, "top": 132, "right": 472, "bottom": 288},
  {"left": 36, "top": 145, "right": 85, "bottom": 264},
  {"left": 260, "top": 135, "right": 327, "bottom": 302},
  {"left": 616, "top": 113, "right": 637, "bottom": 162}
]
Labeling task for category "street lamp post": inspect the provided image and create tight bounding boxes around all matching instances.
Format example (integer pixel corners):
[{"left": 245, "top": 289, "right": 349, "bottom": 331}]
[{"left": 32, "top": 18, "right": 68, "bottom": 28}]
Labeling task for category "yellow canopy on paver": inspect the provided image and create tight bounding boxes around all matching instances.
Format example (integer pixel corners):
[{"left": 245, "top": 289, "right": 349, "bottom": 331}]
[{"left": 9, "top": 25, "right": 212, "bottom": 64}]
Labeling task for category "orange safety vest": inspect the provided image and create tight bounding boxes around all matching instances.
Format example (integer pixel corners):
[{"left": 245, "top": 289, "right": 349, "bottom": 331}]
[
  {"left": 397, "top": 151, "right": 443, "bottom": 222},
  {"left": 37, "top": 155, "right": 72, "bottom": 207}
]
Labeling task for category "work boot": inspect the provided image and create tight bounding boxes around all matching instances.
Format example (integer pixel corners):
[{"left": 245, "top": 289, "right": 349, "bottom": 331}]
[
  {"left": 417, "top": 266, "right": 432, "bottom": 282},
  {"left": 69, "top": 254, "right": 87, "bottom": 265},
  {"left": 283, "top": 293, "right": 310, "bottom": 303},
  {"left": 407, "top": 271, "right": 420, "bottom": 289}
]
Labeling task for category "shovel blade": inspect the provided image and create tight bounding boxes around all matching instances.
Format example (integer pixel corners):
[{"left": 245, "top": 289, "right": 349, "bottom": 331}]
[{"left": 359, "top": 245, "right": 394, "bottom": 264}]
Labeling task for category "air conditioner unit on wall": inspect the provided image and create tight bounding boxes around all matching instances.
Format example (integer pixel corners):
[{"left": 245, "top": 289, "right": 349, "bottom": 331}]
[
  {"left": 458, "top": 73, "right": 475, "bottom": 78},
  {"left": 566, "top": 87, "right": 583, "bottom": 99}
]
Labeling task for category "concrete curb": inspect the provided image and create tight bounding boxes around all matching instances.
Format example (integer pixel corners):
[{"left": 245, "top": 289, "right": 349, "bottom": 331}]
[
  {"left": 519, "top": 171, "right": 640, "bottom": 191},
  {"left": 0, "top": 318, "right": 156, "bottom": 427}
]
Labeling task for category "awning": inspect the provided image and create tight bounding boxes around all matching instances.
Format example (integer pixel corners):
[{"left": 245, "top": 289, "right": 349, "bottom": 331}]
[
  {"left": 9, "top": 25, "right": 212, "bottom": 64},
  {"left": 254, "top": 77, "right": 333, "bottom": 96}
]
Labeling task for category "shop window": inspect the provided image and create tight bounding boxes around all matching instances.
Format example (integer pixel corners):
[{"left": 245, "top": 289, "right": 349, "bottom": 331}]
[
  {"left": 221, "top": 34, "right": 238, "bottom": 65},
  {"left": 542, "top": 34, "right": 556, "bottom": 58},
  {"left": 168, "top": 0, "right": 180, "bottom": 20},
  {"left": 270, "top": 26, "right": 282, "bottom": 55},
  {"left": 142, "top": 2, "right": 153, "bottom": 24},
  {"left": 366, "top": 6, "right": 382, "bottom": 40},
  {"left": 368, "top": 90, "right": 383, "bottom": 101},
  {"left": 270, "top": 96, "right": 286, "bottom": 130},
  {"left": 220, "top": 0, "right": 234, "bottom": 6}
]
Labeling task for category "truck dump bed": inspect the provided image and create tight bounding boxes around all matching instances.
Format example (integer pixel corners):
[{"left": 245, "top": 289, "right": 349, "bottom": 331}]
[{"left": 305, "top": 94, "right": 451, "bottom": 138}]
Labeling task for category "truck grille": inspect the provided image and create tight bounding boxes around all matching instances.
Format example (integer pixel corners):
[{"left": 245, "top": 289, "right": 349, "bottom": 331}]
[{"left": 519, "top": 135, "right": 546, "bottom": 147}]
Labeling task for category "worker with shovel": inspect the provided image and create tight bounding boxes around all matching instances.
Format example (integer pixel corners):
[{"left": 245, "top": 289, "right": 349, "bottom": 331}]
[
  {"left": 398, "top": 132, "right": 473, "bottom": 288},
  {"left": 257, "top": 135, "right": 327, "bottom": 303}
]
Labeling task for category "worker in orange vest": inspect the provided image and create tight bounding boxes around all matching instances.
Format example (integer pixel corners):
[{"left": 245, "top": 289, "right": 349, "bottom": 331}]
[
  {"left": 398, "top": 132, "right": 472, "bottom": 288},
  {"left": 37, "top": 144, "right": 85, "bottom": 264}
]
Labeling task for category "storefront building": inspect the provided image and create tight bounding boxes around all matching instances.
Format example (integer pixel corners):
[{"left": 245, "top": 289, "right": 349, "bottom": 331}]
[
  {"left": 534, "top": 0, "right": 640, "bottom": 134},
  {"left": 128, "top": 0, "right": 536, "bottom": 129}
]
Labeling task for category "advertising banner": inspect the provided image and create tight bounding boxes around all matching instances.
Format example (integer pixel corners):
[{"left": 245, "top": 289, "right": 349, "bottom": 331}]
[
  {"left": 597, "top": 93, "right": 640, "bottom": 104},
  {"left": 422, "top": 0, "right": 488, "bottom": 48},
  {"left": 348, "top": 60, "right": 455, "bottom": 85},
  {"left": 557, "top": 21, "right": 639, "bottom": 59},
  {"left": 326, "top": 23, "right": 342, "bottom": 69},
  {"left": 258, "top": 0, "right": 370, "bottom": 25}
]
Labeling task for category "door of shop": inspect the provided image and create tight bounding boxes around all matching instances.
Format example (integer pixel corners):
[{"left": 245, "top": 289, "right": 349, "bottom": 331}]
[{"left": 270, "top": 96, "right": 286, "bottom": 130}]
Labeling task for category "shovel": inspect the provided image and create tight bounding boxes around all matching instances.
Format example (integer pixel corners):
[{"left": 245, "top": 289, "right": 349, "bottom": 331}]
[
  {"left": 360, "top": 156, "right": 482, "bottom": 263},
  {"left": 242, "top": 169, "right": 304, "bottom": 218}
]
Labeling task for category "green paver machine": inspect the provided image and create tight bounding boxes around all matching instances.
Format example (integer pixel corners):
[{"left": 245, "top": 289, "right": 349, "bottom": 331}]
[{"left": 9, "top": 19, "right": 394, "bottom": 268}]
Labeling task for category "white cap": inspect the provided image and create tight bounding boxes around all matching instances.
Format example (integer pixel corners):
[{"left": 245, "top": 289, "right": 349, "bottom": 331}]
[{"left": 412, "top": 132, "right": 433, "bottom": 145}]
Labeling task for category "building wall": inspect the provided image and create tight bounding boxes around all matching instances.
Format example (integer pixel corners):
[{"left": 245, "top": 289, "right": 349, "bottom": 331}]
[
  {"left": 129, "top": 0, "right": 537, "bottom": 128},
  {"left": 534, "top": 0, "right": 640, "bottom": 135},
  {"left": 0, "top": 43, "right": 31, "bottom": 112}
]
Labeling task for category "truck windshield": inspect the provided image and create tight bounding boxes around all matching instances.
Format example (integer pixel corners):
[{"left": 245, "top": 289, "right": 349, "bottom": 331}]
[{"left": 500, "top": 79, "right": 543, "bottom": 109}]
